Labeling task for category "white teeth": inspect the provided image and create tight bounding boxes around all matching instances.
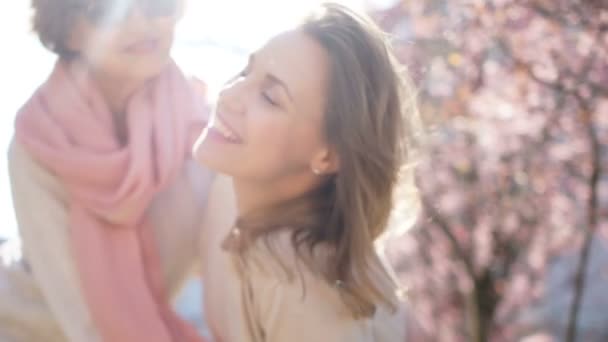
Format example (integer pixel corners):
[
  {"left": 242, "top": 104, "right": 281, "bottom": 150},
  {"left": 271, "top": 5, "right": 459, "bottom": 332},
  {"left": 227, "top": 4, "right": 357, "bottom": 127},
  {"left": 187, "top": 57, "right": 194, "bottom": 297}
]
[{"left": 214, "top": 118, "right": 238, "bottom": 142}]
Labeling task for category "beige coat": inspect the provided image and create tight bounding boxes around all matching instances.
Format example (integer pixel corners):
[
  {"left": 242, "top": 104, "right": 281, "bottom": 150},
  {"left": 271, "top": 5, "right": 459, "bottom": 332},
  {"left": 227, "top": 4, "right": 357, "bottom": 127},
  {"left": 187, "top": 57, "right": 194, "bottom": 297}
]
[
  {"left": 1, "top": 140, "right": 407, "bottom": 342},
  {"left": 200, "top": 177, "right": 408, "bottom": 342},
  {"left": 0, "top": 140, "right": 214, "bottom": 342}
]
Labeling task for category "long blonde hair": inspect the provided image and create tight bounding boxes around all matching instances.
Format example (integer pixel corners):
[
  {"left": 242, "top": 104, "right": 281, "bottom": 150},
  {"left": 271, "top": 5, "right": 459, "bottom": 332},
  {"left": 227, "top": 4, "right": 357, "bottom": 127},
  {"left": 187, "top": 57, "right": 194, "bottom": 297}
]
[{"left": 229, "top": 3, "right": 421, "bottom": 319}]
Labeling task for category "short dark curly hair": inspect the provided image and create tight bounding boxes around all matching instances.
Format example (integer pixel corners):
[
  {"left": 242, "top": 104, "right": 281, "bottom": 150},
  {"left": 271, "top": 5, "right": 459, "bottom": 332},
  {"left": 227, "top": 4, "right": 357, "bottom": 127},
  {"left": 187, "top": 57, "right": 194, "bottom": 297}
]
[{"left": 31, "top": 0, "right": 89, "bottom": 58}]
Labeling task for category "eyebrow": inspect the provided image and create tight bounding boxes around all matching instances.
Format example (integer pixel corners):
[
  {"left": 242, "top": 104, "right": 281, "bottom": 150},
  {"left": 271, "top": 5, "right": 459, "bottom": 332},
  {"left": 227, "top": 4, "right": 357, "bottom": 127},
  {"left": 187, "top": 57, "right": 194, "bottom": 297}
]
[{"left": 250, "top": 53, "right": 294, "bottom": 103}]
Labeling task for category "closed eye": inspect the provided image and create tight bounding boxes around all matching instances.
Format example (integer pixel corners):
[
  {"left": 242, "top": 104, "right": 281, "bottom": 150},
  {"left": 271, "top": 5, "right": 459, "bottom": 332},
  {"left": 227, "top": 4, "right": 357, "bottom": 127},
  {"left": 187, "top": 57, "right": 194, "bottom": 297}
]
[{"left": 262, "top": 92, "right": 278, "bottom": 106}]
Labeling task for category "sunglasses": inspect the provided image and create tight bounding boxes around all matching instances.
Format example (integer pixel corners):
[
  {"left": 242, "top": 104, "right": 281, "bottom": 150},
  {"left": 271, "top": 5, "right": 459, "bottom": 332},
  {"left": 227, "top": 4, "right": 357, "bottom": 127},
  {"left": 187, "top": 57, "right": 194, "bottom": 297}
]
[{"left": 84, "top": 0, "right": 179, "bottom": 26}]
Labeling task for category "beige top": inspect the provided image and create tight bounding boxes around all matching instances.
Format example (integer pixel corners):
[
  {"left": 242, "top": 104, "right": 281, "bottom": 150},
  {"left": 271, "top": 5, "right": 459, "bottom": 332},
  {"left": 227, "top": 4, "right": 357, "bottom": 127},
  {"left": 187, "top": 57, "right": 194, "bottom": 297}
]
[
  {"left": 200, "top": 177, "right": 407, "bottom": 342},
  {"left": 0, "top": 140, "right": 214, "bottom": 342}
]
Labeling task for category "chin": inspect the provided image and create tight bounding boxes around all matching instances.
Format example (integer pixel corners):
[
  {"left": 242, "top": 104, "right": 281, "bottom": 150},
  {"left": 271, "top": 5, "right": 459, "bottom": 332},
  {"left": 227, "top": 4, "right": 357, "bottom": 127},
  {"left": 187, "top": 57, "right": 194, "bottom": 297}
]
[
  {"left": 138, "top": 60, "right": 171, "bottom": 80},
  {"left": 193, "top": 135, "right": 235, "bottom": 175},
  {"left": 120, "top": 53, "right": 171, "bottom": 82}
]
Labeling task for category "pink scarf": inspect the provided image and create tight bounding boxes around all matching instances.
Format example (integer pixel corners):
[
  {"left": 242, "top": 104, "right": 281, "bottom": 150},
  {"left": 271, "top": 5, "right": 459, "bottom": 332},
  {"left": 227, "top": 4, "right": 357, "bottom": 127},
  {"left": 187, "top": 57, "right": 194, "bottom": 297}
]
[{"left": 15, "top": 60, "right": 208, "bottom": 342}]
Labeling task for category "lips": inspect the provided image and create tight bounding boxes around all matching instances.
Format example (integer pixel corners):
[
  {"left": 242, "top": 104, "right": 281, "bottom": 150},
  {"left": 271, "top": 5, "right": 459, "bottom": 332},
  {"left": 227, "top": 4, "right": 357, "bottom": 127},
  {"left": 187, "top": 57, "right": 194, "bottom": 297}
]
[
  {"left": 124, "top": 38, "right": 160, "bottom": 54},
  {"left": 210, "top": 113, "right": 243, "bottom": 144}
]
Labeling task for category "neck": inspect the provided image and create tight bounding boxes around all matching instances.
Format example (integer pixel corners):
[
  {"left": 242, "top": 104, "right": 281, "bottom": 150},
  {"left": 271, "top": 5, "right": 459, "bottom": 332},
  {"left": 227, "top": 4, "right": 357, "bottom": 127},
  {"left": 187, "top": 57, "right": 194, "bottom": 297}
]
[
  {"left": 233, "top": 171, "right": 321, "bottom": 218},
  {"left": 91, "top": 69, "right": 143, "bottom": 114}
]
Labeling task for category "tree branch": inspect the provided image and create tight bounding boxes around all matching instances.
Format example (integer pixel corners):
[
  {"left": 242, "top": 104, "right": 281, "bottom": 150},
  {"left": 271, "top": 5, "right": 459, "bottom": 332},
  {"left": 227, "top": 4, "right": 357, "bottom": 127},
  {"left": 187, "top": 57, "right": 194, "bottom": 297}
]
[
  {"left": 420, "top": 194, "right": 483, "bottom": 342},
  {"left": 421, "top": 194, "right": 476, "bottom": 277},
  {"left": 565, "top": 106, "right": 602, "bottom": 342}
]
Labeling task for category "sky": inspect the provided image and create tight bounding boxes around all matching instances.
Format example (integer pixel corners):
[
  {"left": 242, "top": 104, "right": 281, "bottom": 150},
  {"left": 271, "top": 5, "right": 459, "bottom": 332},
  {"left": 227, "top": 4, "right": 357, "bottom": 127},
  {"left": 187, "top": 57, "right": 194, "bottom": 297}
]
[{"left": 0, "top": 0, "right": 396, "bottom": 239}]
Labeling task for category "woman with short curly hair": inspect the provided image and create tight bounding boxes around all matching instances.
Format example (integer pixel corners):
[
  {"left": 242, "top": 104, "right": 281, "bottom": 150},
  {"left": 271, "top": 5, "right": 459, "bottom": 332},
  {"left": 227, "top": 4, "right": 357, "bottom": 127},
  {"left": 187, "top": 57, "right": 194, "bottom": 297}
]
[{"left": 0, "top": 1, "right": 224, "bottom": 341}]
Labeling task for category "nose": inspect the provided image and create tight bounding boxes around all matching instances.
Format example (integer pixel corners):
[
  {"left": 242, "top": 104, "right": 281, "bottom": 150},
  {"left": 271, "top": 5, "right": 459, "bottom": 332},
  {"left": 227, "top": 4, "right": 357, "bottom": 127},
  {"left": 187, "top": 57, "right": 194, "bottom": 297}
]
[
  {"left": 123, "top": 3, "right": 151, "bottom": 33},
  {"left": 217, "top": 77, "right": 249, "bottom": 116}
]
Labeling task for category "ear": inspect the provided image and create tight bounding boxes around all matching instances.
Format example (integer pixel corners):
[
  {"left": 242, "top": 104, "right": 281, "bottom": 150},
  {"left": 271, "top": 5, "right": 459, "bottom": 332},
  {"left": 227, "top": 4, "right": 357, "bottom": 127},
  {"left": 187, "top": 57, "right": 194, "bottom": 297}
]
[{"left": 310, "top": 147, "right": 340, "bottom": 175}]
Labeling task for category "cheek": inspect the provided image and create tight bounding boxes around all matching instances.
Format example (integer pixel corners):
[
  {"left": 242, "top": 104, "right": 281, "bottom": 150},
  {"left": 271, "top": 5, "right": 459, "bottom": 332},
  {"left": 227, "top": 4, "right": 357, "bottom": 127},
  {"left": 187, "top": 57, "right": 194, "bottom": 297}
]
[
  {"left": 246, "top": 114, "right": 319, "bottom": 173},
  {"left": 157, "top": 18, "right": 178, "bottom": 37},
  {"left": 151, "top": 19, "right": 177, "bottom": 53},
  {"left": 247, "top": 116, "right": 293, "bottom": 165},
  {"left": 80, "top": 31, "right": 127, "bottom": 74},
  {"left": 80, "top": 30, "right": 119, "bottom": 62}
]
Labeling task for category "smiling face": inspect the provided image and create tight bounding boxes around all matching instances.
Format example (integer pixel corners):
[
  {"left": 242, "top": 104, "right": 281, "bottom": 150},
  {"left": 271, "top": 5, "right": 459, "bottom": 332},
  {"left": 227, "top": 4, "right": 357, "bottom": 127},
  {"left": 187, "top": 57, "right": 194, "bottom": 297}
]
[
  {"left": 68, "top": 1, "right": 180, "bottom": 83},
  {"left": 194, "top": 29, "right": 335, "bottom": 185}
]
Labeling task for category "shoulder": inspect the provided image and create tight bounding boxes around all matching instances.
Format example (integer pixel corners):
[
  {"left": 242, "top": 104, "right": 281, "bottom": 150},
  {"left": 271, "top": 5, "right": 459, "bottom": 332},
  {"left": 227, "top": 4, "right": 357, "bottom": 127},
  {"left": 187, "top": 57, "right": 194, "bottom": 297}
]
[
  {"left": 8, "top": 138, "right": 63, "bottom": 195},
  {"left": 242, "top": 231, "right": 408, "bottom": 341},
  {"left": 9, "top": 138, "right": 35, "bottom": 170},
  {"left": 244, "top": 230, "right": 324, "bottom": 282},
  {"left": 243, "top": 231, "right": 350, "bottom": 318},
  {"left": 240, "top": 232, "right": 407, "bottom": 341}
]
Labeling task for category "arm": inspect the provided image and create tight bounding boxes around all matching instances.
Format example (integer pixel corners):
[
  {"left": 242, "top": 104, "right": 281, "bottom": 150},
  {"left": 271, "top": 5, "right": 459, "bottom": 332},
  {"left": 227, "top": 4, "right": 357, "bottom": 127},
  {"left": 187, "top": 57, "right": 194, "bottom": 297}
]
[{"left": 8, "top": 140, "right": 101, "bottom": 342}]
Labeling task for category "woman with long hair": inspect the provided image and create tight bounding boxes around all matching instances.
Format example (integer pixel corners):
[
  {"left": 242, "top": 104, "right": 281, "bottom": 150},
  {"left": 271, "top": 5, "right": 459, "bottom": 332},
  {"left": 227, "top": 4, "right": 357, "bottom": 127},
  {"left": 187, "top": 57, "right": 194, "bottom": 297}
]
[{"left": 195, "top": 3, "right": 421, "bottom": 341}]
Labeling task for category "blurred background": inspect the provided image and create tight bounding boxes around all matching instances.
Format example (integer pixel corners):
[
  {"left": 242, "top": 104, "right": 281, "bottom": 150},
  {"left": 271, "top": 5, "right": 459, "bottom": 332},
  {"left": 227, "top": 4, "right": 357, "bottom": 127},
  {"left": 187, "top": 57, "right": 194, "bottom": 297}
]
[
  {"left": 1, "top": 1, "right": 607, "bottom": 341},
  {"left": 375, "top": 1, "right": 608, "bottom": 341}
]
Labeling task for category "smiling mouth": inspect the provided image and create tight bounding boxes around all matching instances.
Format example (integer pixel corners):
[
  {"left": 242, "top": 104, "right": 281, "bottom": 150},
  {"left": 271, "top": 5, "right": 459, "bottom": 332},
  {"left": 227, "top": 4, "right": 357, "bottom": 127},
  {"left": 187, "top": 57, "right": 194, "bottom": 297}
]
[
  {"left": 209, "top": 114, "right": 242, "bottom": 144},
  {"left": 124, "top": 38, "right": 160, "bottom": 54}
]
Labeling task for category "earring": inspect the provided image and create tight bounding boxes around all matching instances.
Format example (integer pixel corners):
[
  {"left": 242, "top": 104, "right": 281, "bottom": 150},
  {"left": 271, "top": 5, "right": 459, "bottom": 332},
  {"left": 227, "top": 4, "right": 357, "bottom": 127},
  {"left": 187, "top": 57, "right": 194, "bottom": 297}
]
[{"left": 312, "top": 166, "right": 322, "bottom": 175}]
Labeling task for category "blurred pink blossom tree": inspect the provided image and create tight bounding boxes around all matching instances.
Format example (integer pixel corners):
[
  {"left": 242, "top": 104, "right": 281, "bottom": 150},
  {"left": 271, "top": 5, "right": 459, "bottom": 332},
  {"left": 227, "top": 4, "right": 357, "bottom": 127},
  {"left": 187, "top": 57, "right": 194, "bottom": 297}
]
[{"left": 372, "top": 1, "right": 608, "bottom": 341}]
